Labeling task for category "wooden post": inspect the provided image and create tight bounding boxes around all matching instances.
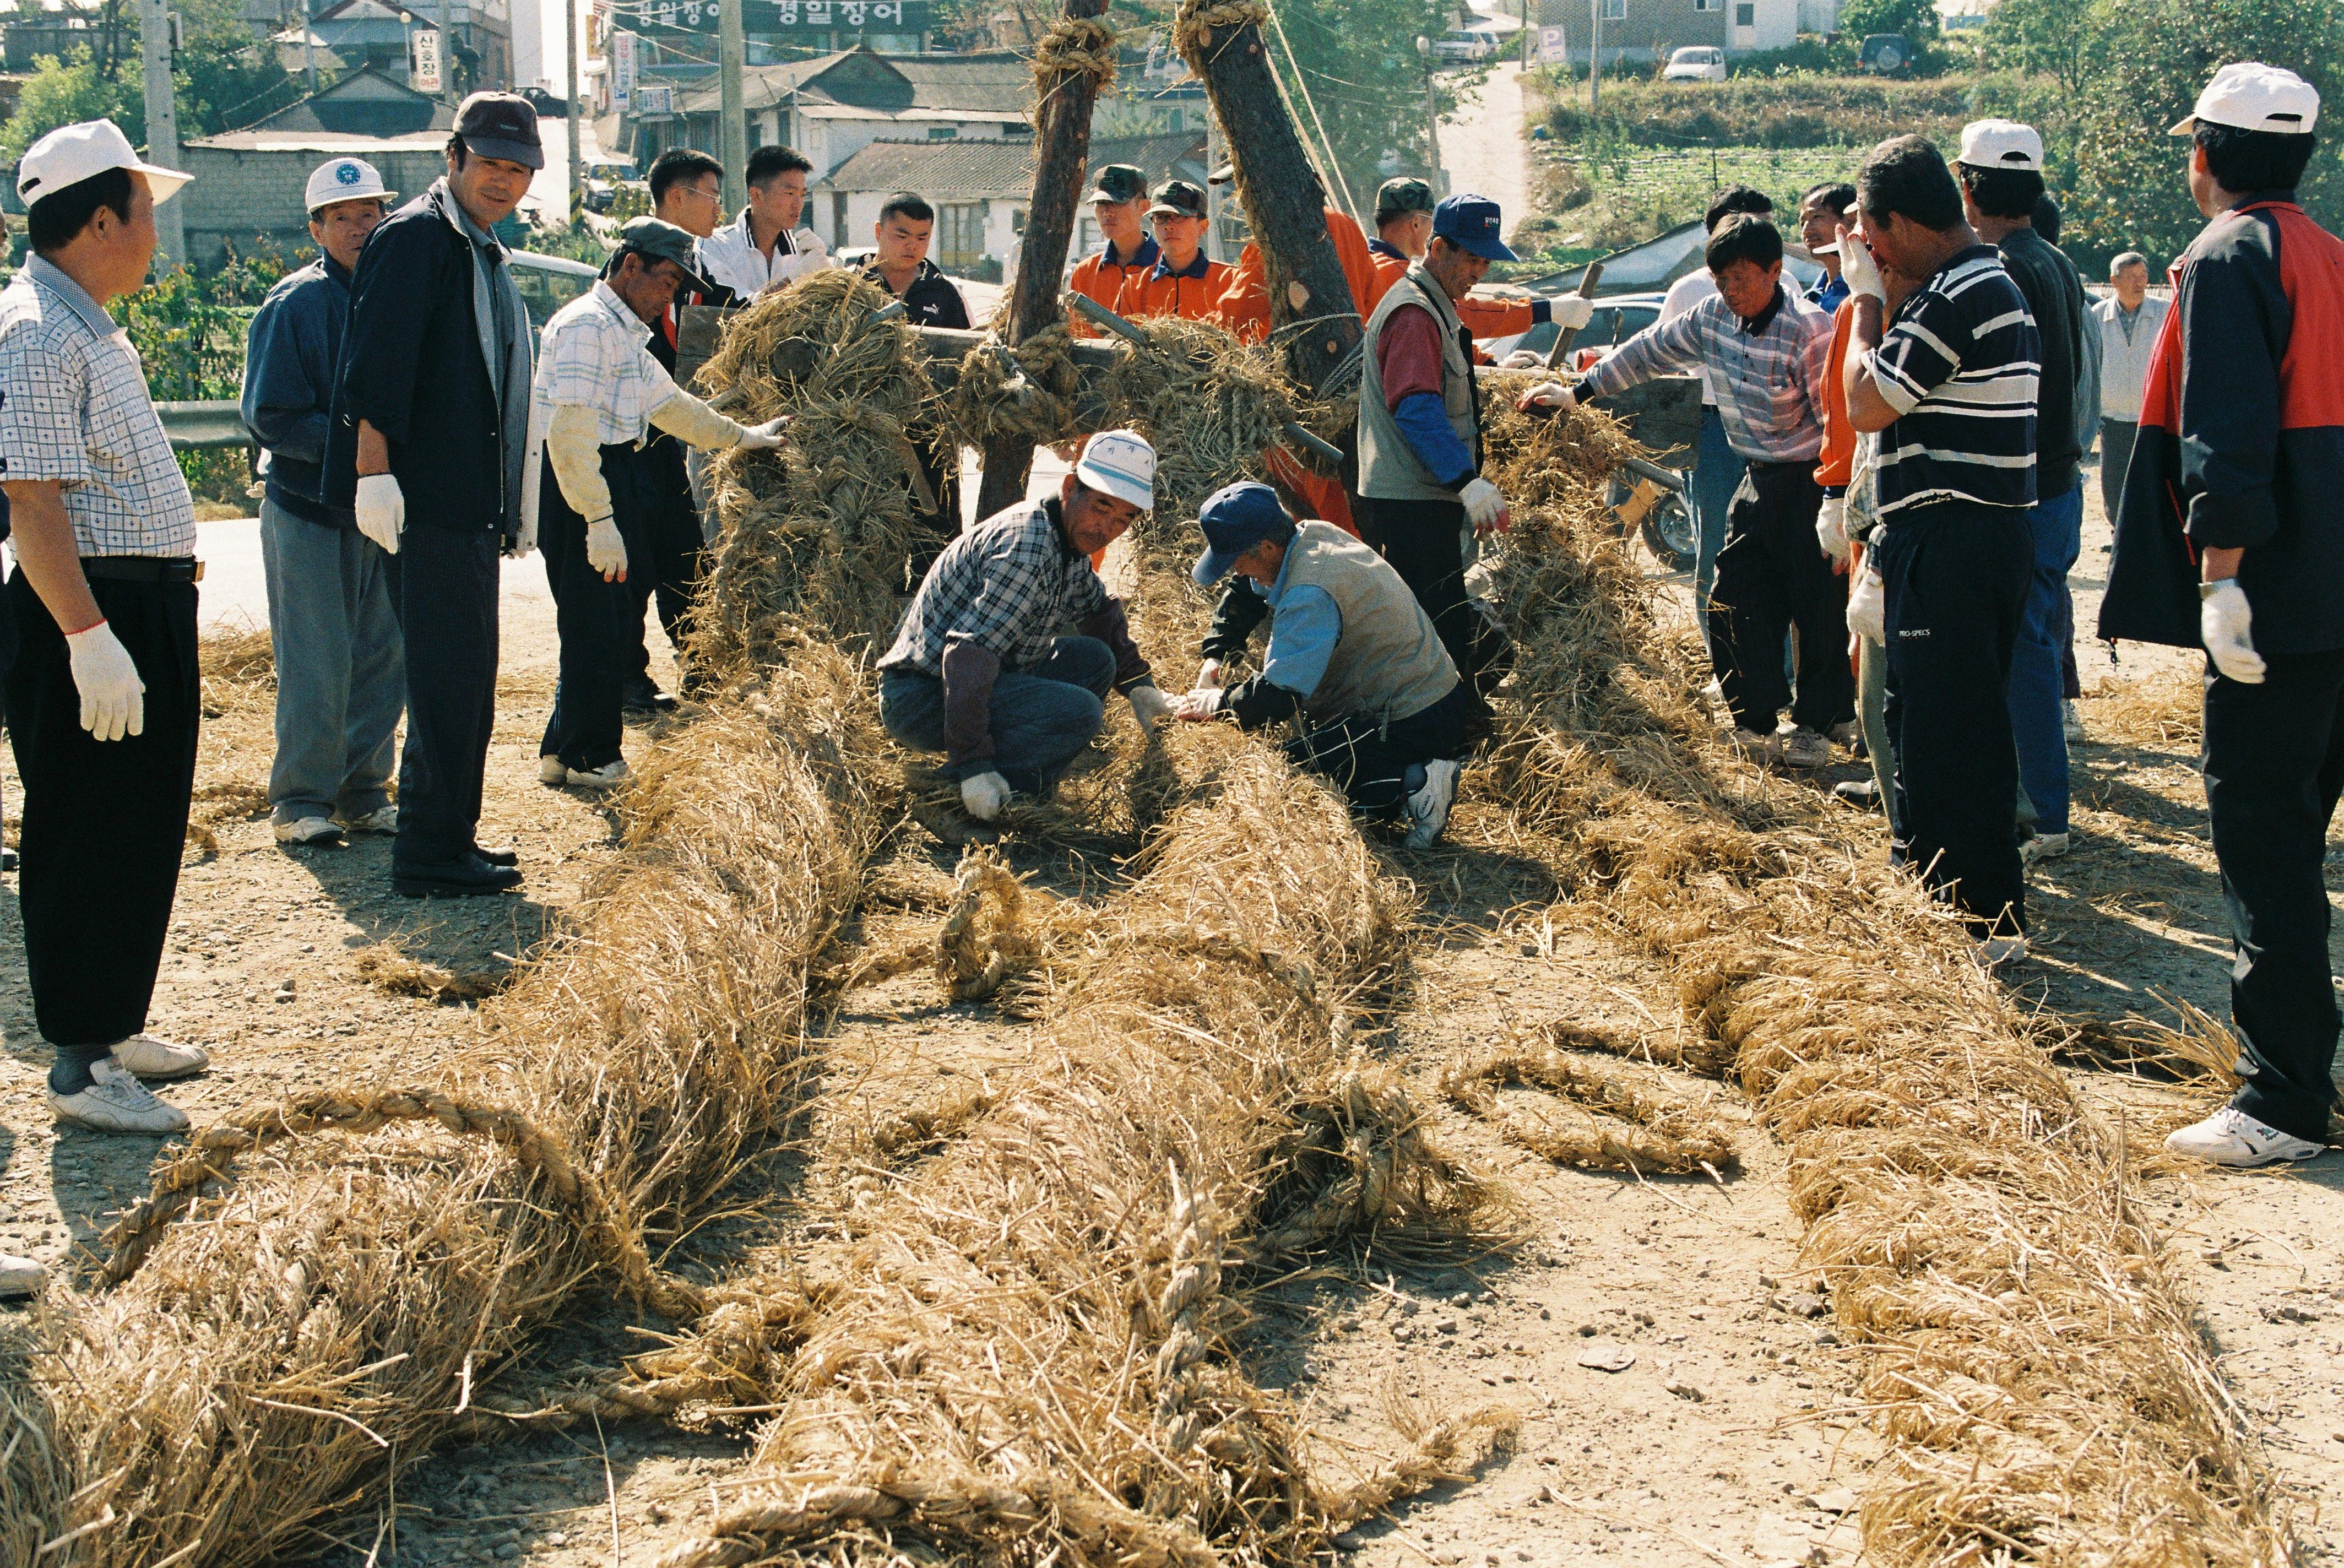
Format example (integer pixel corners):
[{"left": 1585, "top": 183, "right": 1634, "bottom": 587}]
[
  {"left": 972, "top": 0, "right": 1113, "bottom": 520},
  {"left": 1175, "top": 0, "right": 1362, "bottom": 399}
]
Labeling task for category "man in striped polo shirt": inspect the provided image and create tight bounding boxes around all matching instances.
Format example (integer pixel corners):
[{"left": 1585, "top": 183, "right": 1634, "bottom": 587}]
[{"left": 1838, "top": 134, "right": 2042, "bottom": 961}]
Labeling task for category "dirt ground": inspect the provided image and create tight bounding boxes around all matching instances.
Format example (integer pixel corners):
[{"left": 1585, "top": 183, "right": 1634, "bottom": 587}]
[{"left": 2, "top": 450, "right": 2341, "bottom": 1568}]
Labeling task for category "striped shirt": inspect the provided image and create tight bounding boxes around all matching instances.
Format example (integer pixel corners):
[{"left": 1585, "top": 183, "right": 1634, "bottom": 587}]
[
  {"left": 1866, "top": 246, "right": 2041, "bottom": 516},
  {"left": 531, "top": 280, "right": 675, "bottom": 447},
  {"left": 1584, "top": 285, "right": 1832, "bottom": 463}
]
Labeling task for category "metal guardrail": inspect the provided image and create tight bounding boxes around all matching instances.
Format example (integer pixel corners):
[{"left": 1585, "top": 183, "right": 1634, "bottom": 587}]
[{"left": 157, "top": 400, "right": 252, "bottom": 452}]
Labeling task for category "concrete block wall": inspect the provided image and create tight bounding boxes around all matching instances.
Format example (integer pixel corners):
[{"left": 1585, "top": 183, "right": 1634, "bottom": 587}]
[{"left": 180, "top": 146, "right": 449, "bottom": 269}]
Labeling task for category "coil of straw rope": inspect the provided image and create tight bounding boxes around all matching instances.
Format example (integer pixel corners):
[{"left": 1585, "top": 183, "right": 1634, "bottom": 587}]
[{"left": 1029, "top": 13, "right": 1116, "bottom": 92}]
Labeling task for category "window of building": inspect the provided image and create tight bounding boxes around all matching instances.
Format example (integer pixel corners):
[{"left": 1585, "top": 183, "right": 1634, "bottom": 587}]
[
  {"left": 1734, "top": 0, "right": 1754, "bottom": 20},
  {"left": 927, "top": 124, "right": 959, "bottom": 139},
  {"left": 1694, "top": 0, "right": 1719, "bottom": 10},
  {"left": 1599, "top": 0, "right": 1624, "bottom": 18},
  {"left": 938, "top": 203, "right": 986, "bottom": 271}
]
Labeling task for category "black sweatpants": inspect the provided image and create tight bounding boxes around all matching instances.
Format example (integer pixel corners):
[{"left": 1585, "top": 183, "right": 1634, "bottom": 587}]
[
  {"left": 623, "top": 436, "right": 707, "bottom": 693},
  {"left": 1356, "top": 496, "right": 1505, "bottom": 695},
  {"left": 4, "top": 569, "right": 199, "bottom": 1048},
  {"left": 541, "top": 451, "right": 642, "bottom": 774},
  {"left": 2203, "top": 647, "right": 2344, "bottom": 1141},
  {"left": 1710, "top": 459, "right": 1852, "bottom": 734},
  {"left": 1875, "top": 500, "right": 2030, "bottom": 940},
  {"left": 390, "top": 522, "right": 501, "bottom": 868},
  {"left": 1284, "top": 681, "right": 1475, "bottom": 820}
]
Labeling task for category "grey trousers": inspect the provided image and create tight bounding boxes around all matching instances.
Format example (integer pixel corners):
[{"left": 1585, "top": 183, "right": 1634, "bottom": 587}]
[{"left": 260, "top": 497, "right": 404, "bottom": 823}]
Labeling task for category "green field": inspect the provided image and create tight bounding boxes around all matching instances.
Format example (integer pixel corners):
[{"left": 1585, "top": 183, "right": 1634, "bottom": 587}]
[{"left": 1510, "top": 144, "right": 1860, "bottom": 270}]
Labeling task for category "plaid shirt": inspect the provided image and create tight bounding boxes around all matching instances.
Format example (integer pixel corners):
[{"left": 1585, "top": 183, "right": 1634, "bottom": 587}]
[
  {"left": 878, "top": 497, "right": 1146, "bottom": 683},
  {"left": 0, "top": 256, "right": 196, "bottom": 556},
  {"left": 1585, "top": 285, "right": 1832, "bottom": 463},
  {"left": 531, "top": 280, "right": 674, "bottom": 446}
]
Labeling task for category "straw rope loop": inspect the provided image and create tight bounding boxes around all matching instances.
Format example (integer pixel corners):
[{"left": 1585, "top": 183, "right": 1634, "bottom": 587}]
[
  {"left": 1171, "top": 0, "right": 1268, "bottom": 61},
  {"left": 1030, "top": 14, "right": 1117, "bottom": 93},
  {"left": 1149, "top": 1162, "right": 1224, "bottom": 1454},
  {"left": 1437, "top": 1042, "right": 1739, "bottom": 1178}
]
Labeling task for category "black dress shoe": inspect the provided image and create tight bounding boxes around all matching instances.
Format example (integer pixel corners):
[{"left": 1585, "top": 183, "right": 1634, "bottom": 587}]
[
  {"left": 622, "top": 675, "right": 677, "bottom": 716},
  {"left": 469, "top": 844, "right": 520, "bottom": 867},
  {"left": 1832, "top": 778, "right": 1881, "bottom": 809},
  {"left": 393, "top": 851, "right": 524, "bottom": 898}
]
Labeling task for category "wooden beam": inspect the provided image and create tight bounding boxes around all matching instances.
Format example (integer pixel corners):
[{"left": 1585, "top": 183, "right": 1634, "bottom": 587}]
[
  {"left": 972, "top": 0, "right": 1114, "bottom": 519},
  {"left": 1174, "top": 0, "right": 1361, "bottom": 399}
]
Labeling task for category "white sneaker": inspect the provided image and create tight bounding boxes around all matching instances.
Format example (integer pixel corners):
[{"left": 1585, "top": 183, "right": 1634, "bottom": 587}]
[
  {"left": 1404, "top": 758, "right": 1461, "bottom": 849},
  {"left": 566, "top": 759, "right": 632, "bottom": 790},
  {"left": 111, "top": 1033, "right": 209, "bottom": 1081},
  {"left": 1776, "top": 726, "right": 1832, "bottom": 769},
  {"left": 2165, "top": 1106, "right": 2325, "bottom": 1168},
  {"left": 1974, "top": 934, "right": 2028, "bottom": 968},
  {"left": 1729, "top": 728, "right": 1782, "bottom": 763},
  {"left": 272, "top": 816, "right": 344, "bottom": 847},
  {"left": 335, "top": 804, "right": 398, "bottom": 834},
  {"left": 0, "top": 1253, "right": 41, "bottom": 1299},
  {"left": 2021, "top": 831, "right": 2070, "bottom": 866},
  {"left": 2063, "top": 700, "right": 2087, "bottom": 744},
  {"left": 537, "top": 755, "right": 569, "bottom": 786},
  {"left": 50, "top": 1059, "right": 189, "bottom": 1136},
  {"left": 1827, "top": 720, "right": 1859, "bottom": 750}
]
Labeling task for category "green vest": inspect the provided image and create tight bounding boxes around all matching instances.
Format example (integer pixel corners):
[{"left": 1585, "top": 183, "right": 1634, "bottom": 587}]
[
  {"left": 1357, "top": 263, "right": 1480, "bottom": 503},
  {"left": 1279, "top": 519, "right": 1458, "bottom": 724}
]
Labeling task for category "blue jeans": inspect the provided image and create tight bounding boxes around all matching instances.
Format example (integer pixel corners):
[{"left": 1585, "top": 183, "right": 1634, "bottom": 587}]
[
  {"left": 259, "top": 497, "right": 404, "bottom": 823},
  {"left": 1691, "top": 406, "right": 1736, "bottom": 649},
  {"left": 879, "top": 636, "right": 1116, "bottom": 796},
  {"left": 2007, "top": 481, "right": 2083, "bottom": 835}
]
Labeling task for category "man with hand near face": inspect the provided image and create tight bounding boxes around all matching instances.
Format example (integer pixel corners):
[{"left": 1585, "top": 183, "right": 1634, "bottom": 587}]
[
  {"left": 242, "top": 156, "right": 401, "bottom": 852},
  {"left": 699, "top": 144, "right": 832, "bottom": 297}
]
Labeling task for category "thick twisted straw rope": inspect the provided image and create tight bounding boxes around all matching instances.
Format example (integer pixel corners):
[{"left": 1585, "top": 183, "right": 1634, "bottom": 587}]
[
  {"left": 1171, "top": 0, "right": 1268, "bottom": 60},
  {"left": 838, "top": 844, "right": 1045, "bottom": 1003},
  {"left": 1150, "top": 1163, "right": 1223, "bottom": 1455},
  {"left": 1030, "top": 14, "right": 1117, "bottom": 91},
  {"left": 1440, "top": 1043, "right": 1739, "bottom": 1176}
]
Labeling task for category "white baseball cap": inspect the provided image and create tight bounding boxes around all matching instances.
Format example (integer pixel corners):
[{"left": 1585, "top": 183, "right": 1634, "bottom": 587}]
[
  {"left": 16, "top": 118, "right": 190, "bottom": 208},
  {"left": 1958, "top": 119, "right": 2043, "bottom": 172},
  {"left": 2171, "top": 62, "right": 2320, "bottom": 137},
  {"left": 305, "top": 156, "right": 395, "bottom": 215},
  {"left": 1074, "top": 428, "right": 1155, "bottom": 512}
]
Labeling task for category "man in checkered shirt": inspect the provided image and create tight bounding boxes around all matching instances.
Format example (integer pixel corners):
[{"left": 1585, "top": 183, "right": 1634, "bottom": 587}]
[
  {"left": 877, "top": 430, "right": 1176, "bottom": 822},
  {"left": 0, "top": 120, "right": 212, "bottom": 1143}
]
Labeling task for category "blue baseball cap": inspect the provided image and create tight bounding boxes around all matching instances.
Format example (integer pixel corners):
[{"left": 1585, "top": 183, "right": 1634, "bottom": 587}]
[
  {"left": 1192, "top": 481, "right": 1292, "bottom": 586},
  {"left": 1433, "top": 192, "right": 1517, "bottom": 262}
]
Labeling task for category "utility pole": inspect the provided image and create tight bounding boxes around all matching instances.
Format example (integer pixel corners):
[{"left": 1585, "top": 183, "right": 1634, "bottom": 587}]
[
  {"left": 1588, "top": 0, "right": 1600, "bottom": 111},
  {"left": 1204, "top": 108, "right": 1222, "bottom": 262},
  {"left": 140, "top": 0, "right": 183, "bottom": 269},
  {"left": 304, "top": 0, "right": 317, "bottom": 95},
  {"left": 719, "top": 0, "right": 748, "bottom": 211},
  {"left": 1414, "top": 36, "right": 1442, "bottom": 197},
  {"left": 565, "top": 0, "right": 583, "bottom": 227}
]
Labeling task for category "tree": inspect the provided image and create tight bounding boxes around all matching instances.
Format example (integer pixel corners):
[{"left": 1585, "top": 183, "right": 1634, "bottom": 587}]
[
  {"left": 1258, "top": 0, "right": 1453, "bottom": 217},
  {"left": 1, "top": 51, "right": 139, "bottom": 164},
  {"left": 1836, "top": 0, "right": 1935, "bottom": 42},
  {"left": 1978, "top": 0, "right": 2099, "bottom": 97}
]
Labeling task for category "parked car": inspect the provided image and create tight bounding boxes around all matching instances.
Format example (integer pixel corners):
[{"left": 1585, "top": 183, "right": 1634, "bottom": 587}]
[
  {"left": 1488, "top": 291, "right": 1667, "bottom": 365},
  {"left": 1859, "top": 33, "right": 1912, "bottom": 75},
  {"left": 520, "top": 85, "right": 568, "bottom": 117},
  {"left": 579, "top": 158, "right": 638, "bottom": 214},
  {"left": 1661, "top": 46, "right": 1727, "bottom": 82},
  {"left": 1429, "top": 28, "right": 1499, "bottom": 62}
]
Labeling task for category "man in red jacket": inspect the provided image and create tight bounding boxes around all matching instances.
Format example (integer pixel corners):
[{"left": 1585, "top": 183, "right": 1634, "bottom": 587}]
[{"left": 2100, "top": 62, "right": 2342, "bottom": 1168}]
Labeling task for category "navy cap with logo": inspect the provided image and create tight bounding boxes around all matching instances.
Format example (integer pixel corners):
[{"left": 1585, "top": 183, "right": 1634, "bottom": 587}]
[
  {"left": 1191, "top": 481, "right": 1294, "bottom": 587},
  {"left": 1148, "top": 179, "right": 1208, "bottom": 220},
  {"left": 1433, "top": 192, "right": 1517, "bottom": 262},
  {"left": 1086, "top": 163, "right": 1147, "bottom": 204},
  {"left": 616, "top": 215, "right": 718, "bottom": 295},
  {"left": 454, "top": 91, "right": 545, "bottom": 170}
]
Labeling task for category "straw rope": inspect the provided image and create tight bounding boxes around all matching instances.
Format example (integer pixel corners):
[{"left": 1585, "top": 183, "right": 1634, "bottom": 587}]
[
  {"left": 1029, "top": 13, "right": 1117, "bottom": 91},
  {"left": 1439, "top": 1044, "right": 1739, "bottom": 1176},
  {"left": 1172, "top": 0, "right": 1268, "bottom": 59}
]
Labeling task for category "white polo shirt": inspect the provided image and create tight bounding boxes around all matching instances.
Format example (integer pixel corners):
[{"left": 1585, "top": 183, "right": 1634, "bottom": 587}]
[
  {"left": 698, "top": 210, "right": 833, "bottom": 297},
  {"left": 530, "top": 279, "right": 676, "bottom": 447}
]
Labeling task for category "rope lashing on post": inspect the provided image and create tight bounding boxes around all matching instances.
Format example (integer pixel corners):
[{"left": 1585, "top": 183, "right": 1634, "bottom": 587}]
[
  {"left": 1030, "top": 14, "right": 1118, "bottom": 96},
  {"left": 1171, "top": 0, "right": 1269, "bottom": 62}
]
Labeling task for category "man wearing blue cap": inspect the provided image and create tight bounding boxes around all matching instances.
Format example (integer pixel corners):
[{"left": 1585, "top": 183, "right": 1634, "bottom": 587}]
[
  {"left": 1178, "top": 481, "right": 1469, "bottom": 847},
  {"left": 1357, "top": 193, "right": 1516, "bottom": 704}
]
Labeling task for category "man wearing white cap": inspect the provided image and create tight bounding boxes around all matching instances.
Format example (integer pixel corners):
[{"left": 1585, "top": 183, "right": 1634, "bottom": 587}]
[
  {"left": 1955, "top": 118, "right": 2092, "bottom": 866},
  {"left": 0, "top": 120, "right": 208, "bottom": 1138},
  {"left": 2100, "top": 63, "right": 2344, "bottom": 1168},
  {"left": 241, "top": 156, "right": 402, "bottom": 852},
  {"left": 876, "top": 430, "right": 1177, "bottom": 821}
]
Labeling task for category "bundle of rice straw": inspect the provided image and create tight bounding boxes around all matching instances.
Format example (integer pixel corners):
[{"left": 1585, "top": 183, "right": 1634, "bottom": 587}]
[
  {"left": 1103, "top": 314, "right": 1299, "bottom": 530},
  {"left": 645, "top": 743, "right": 1515, "bottom": 1568},
  {"left": 1468, "top": 389, "right": 2285, "bottom": 1564}
]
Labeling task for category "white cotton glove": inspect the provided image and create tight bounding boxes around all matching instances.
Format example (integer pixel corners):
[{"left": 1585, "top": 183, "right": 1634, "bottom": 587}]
[
  {"left": 1459, "top": 476, "right": 1509, "bottom": 535},
  {"left": 2201, "top": 579, "right": 2266, "bottom": 684},
  {"left": 736, "top": 416, "right": 790, "bottom": 452},
  {"left": 1195, "top": 658, "right": 1227, "bottom": 690},
  {"left": 584, "top": 517, "right": 629, "bottom": 581},
  {"left": 1500, "top": 349, "right": 1545, "bottom": 369},
  {"left": 1126, "top": 683, "right": 1174, "bottom": 736},
  {"left": 959, "top": 770, "right": 1011, "bottom": 821},
  {"left": 1816, "top": 496, "right": 1851, "bottom": 571},
  {"left": 1549, "top": 294, "right": 1596, "bottom": 332},
  {"left": 354, "top": 473, "right": 404, "bottom": 555},
  {"left": 66, "top": 620, "right": 144, "bottom": 742},
  {"left": 1846, "top": 556, "right": 1886, "bottom": 646},
  {"left": 1517, "top": 381, "right": 1577, "bottom": 413},
  {"left": 1835, "top": 224, "right": 1886, "bottom": 305},
  {"left": 1173, "top": 686, "right": 1225, "bottom": 721}
]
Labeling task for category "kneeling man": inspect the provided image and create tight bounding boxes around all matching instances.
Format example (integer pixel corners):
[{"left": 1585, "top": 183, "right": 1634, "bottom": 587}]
[
  {"left": 1179, "top": 481, "right": 1469, "bottom": 847},
  {"left": 877, "top": 429, "right": 1175, "bottom": 820}
]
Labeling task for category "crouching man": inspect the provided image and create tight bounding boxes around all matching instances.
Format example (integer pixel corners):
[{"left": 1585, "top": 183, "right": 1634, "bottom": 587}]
[
  {"left": 877, "top": 430, "right": 1176, "bottom": 820},
  {"left": 1177, "top": 481, "right": 1471, "bottom": 848},
  {"left": 532, "top": 216, "right": 787, "bottom": 789}
]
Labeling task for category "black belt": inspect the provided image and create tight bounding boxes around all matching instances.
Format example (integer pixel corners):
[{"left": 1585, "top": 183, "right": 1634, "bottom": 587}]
[
  {"left": 1743, "top": 457, "right": 1816, "bottom": 475},
  {"left": 83, "top": 556, "right": 202, "bottom": 584}
]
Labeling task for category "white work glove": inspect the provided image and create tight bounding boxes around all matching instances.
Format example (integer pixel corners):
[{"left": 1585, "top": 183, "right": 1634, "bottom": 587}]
[
  {"left": 1500, "top": 349, "right": 1544, "bottom": 369},
  {"left": 1173, "top": 686, "right": 1225, "bottom": 720},
  {"left": 1459, "top": 476, "right": 1509, "bottom": 535},
  {"left": 959, "top": 770, "right": 1011, "bottom": 821},
  {"left": 66, "top": 619, "right": 144, "bottom": 742},
  {"left": 736, "top": 416, "right": 789, "bottom": 452},
  {"left": 354, "top": 473, "right": 404, "bottom": 555},
  {"left": 585, "top": 517, "right": 629, "bottom": 582},
  {"left": 1517, "top": 381, "right": 1577, "bottom": 413},
  {"left": 1549, "top": 294, "right": 1596, "bottom": 332},
  {"left": 1816, "top": 496, "right": 1851, "bottom": 571},
  {"left": 2201, "top": 579, "right": 2266, "bottom": 684},
  {"left": 1846, "top": 556, "right": 1886, "bottom": 646},
  {"left": 1195, "top": 657, "right": 1227, "bottom": 690},
  {"left": 1126, "top": 683, "right": 1174, "bottom": 736},
  {"left": 1835, "top": 224, "right": 1886, "bottom": 305}
]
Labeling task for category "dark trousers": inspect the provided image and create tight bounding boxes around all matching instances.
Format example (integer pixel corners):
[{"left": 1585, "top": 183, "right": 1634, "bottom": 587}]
[
  {"left": 1876, "top": 501, "right": 2030, "bottom": 939},
  {"left": 623, "top": 436, "right": 707, "bottom": 693},
  {"left": 2204, "top": 648, "right": 2344, "bottom": 1141},
  {"left": 879, "top": 637, "right": 1115, "bottom": 796},
  {"left": 4, "top": 570, "right": 199, "bottom": 1047},
  {"left": 1286, "top": 681, "right": 1473, "bottom": 819},
  {"left": 1357, "top": 496, "right": 1504, "bottom": 694},
  {"left": 390, "top": 523, "right": 501, "bottom": 867},
  {"left": 1708, "top": 460, "right": 1851, "bottom": 734},
  {"left": 2098, "top": 418, "right": 2137, "bottom": 530}
]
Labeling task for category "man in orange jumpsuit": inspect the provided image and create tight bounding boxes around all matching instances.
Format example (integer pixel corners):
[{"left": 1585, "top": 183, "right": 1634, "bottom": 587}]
[
  {"left": 1113, "top": 180, "right": 1233, "bottom": 320},
  {"left": 1065, "top": 164, "right": 1157, "bottom": 337}
]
